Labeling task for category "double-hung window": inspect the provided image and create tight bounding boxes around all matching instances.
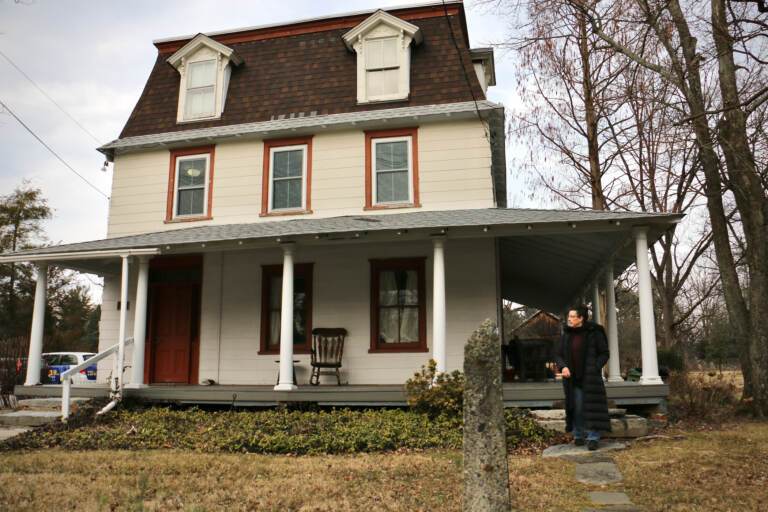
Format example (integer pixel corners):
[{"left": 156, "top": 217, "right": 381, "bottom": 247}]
[
  {"left": 260, "top": 263, "right": 313, "bottom": 354},
  {"left": 370, "top": 258, "right": 427, "bottom": 352},
  {"left": 365, "top": 38, "right": 399, "bottom": 100},
  {"left": 262, "top": 137, "right": 313, "bottom": 215},
  {"left": 373, "top": 136, "right": 411, "bottom": 204},
  {"left": 184, "top": 60, "right": 217, "bottom": 119},
  {"left": 365, "top": 128, "right": 420, "bottom": 209},
  {"left": 166, "top": 146, "right": 215, "bottom": 222}
]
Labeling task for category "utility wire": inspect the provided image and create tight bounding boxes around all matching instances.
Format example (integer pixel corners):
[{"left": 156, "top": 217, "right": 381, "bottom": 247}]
[
  {"left": 441, "top": 0, "right": 491, "bottom": 144},
  {"left": 0, "top": 98, "right": 109, "bottom": 200},
  {"left": 0, "top": 49, "right": 103, "bottom": 145}
]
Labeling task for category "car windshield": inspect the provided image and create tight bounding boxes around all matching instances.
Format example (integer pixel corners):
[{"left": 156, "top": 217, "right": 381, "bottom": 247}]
[{"left": 83, "top": 354, "right": 95, "bottom": 361}]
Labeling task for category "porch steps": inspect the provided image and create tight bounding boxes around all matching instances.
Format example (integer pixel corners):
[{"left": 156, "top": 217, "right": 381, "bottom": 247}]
[
  {"left": 532, "top": 408, "right": 648, "bottom": 438},
  {"left": 0, "top": 397, "right": 91, "bottom": 428}
]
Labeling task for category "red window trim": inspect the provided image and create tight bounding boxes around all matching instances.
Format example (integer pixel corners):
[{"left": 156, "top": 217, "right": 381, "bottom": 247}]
[
  {"left": 259, "top": 263, "right": 314, "bottom": 355},
  {"left": 261, "top": 136, "right": 314, "bottom": 216},
  {"left": 364, "top": 127, "right": 421, "bottom": 210},
  {"left": 165, "top": 145, "right": 215, "bottom": 223},
  {"left": 369, "top": 257, "right": 428, "bottom": 353}
]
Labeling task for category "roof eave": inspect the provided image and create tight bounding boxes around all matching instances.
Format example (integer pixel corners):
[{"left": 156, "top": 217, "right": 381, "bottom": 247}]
[{"left": 97, "top": 101, "right": 504, "bottom": 161}]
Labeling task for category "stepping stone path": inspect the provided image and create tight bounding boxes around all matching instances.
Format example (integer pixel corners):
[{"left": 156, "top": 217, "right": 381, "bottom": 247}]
[{"left": 542, "top": 441, "right": 643, "bottom": 511}]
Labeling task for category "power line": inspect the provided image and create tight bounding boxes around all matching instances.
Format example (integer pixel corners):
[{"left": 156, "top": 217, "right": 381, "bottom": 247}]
[
  {"left": 0, "top": 49, "right": 103, "bottom": 145},
  {"left": 0, "top": 98, "right": 109, "bottom": 200}
]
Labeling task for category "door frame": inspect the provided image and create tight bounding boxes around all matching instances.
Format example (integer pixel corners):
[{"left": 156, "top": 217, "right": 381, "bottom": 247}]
[{"left": 143, "top": 255, "right": 203, "bottom": 384}]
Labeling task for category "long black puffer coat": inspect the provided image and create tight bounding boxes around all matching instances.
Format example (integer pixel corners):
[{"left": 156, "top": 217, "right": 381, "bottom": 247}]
[{"left": 555, "top": 321, "right": 611, "bottom": 433}]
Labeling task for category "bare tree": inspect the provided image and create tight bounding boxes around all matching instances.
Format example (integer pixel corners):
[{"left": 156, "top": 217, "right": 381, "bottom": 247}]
[{"left": 568, "top": 0, "right": 768, "bottom": 416}]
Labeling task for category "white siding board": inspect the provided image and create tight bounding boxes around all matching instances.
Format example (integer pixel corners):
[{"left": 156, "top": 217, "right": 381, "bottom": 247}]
[{"left": 107, "top": 119, "right": 495, "bottom": 237}]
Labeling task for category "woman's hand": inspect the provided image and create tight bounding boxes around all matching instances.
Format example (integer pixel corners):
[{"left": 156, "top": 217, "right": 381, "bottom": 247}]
[{"left": 561, "top": 367, "right": 571, "bottom": 378}]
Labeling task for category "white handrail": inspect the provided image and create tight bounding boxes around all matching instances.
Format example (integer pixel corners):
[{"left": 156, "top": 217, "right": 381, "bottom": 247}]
[{"left": 61, "top": 338, "right": 134, "bottom": 422}]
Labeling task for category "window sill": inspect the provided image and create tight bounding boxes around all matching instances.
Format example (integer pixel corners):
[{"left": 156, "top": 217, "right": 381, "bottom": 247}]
[
  {"left": 357, "top": 96, "right": 410, "bottom": 105},
  {"left": 260, "top": 209, "right": 313, "bottom": 217},
  {"left": 368, "top": 347, "right": 429, "bottom": 354},
  {"left": 164, "top": 216, "right": 213, "bottom": 224},
  {"left": 259, "top": 348, "right": 311, "bottom": 355},
  {"left": 364, "top": 203, "right": 421, "bottom": 211},
  {"left": 176, "top": 115, "right": 222, "bottom": 125}
]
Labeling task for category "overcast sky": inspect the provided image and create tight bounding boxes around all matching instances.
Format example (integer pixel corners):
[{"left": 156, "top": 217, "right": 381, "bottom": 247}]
[{"left": 0, "top": 0, "right": 520, "bottom": 251}]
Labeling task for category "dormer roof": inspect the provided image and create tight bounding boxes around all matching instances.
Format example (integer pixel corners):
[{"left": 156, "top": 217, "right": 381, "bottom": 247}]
[
  {"left": 166, "top": 33, "right": 243, "bottom": 70},
  {"left": 341, "top": 10, "right": 423, "bottom": 51}
]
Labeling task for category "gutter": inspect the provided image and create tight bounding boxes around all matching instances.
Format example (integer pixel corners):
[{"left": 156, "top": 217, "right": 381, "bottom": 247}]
[
  {"left": 0, "top": 247, "right": 160, "bottom": 264},
  {"left": 97, "top": 100, "right": 503, "bottom": 161}
]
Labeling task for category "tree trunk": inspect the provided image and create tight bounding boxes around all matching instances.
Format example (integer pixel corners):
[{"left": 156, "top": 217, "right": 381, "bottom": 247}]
[
  {"left": 577, "top": 13, "right": 605, "bottom": 211},
  {"left": 711, "top": 0, "right": 768, "bottom": 416}
]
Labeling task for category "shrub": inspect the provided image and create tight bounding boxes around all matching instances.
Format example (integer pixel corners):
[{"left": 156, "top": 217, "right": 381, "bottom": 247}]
[
  {"left": 1, "top": 405, "right": 558, "bottom": 454},
  {"left": 668, "top": 371, "right": 737, "bottom": 420},
  {"left": 404, "top": 359, "right": 465, "bottom": 416}
]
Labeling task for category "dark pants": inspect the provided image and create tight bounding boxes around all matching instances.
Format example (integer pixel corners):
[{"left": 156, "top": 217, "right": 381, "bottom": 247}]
[{"left": 573, "top": 385, "right": 600, "bottom": 441}]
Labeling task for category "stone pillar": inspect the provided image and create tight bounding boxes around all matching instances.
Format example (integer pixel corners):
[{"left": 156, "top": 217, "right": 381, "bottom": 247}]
[
  {"left": 24, "top": 263, "right": 48, "bottom": 386},
  {"left": 432, "top": 237, "right": 447, "bottom": 373},
  {"left": 275, "top": 243, "right": 297, "bottom": 391},
  {"left": 634, "top": 227, "right": 662, "bottom": 384},
  {"left": 592, "top": 282, "right": 602, "bottom": 325},
  {"left": 604, "top": 262, "right": 622, "bottom": 382},
  {"left": 128, "top": 256, "right": 150, "bottom": 388},
  {"left": 462, "top": 319, "right": 511, "bottom": 511},
  {"left": 114, "top": 255, "right": 130, "bottom": 396}
]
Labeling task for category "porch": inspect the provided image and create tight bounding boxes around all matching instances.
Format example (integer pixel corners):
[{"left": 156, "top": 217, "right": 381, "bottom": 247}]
[
  {"left": 1, "top": 208, "right": 683, "bottom": 398},
  {"left": 14, "top": 380, "right": 668, "bottom": 409}
]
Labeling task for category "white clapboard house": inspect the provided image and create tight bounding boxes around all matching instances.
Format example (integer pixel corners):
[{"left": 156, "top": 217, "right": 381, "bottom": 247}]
[{"left": 6, "top": 1, "right": 679, "bottom": 408}]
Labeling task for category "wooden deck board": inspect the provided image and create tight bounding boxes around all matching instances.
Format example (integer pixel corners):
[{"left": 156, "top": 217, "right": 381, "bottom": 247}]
[{"left": 15, "top": 381, "right": 668, "bottom": 407}]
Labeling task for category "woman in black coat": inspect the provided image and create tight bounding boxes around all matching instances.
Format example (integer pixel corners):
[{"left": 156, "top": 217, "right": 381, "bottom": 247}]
[{"left": 555, "top": 305, "right": 611, "bottom": 450}]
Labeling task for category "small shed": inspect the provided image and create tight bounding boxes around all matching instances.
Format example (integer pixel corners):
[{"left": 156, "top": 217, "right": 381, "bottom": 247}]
[{"left": 512, "top": 311, "right": 562, "bottom": 341}]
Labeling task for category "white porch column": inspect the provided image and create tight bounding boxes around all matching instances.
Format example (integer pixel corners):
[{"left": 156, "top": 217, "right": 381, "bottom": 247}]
[
  {"left": 635, "top": 227, "right": 662, "bottom": 384},
  {"left": 275, "top": 243, "right": 297, "bottom": 391},
  {"left": 604, "top": 262, "right": 623, "bottom": 382},
  {"left": 592, "top": 282, "right": 602, "bottom": 326},
  {"left": 24, "top": 263, "right": 48, "bottom": 385},
  {"left": 432, "top": 238, "right": 447, "bottom": 373},
  {"left": 128, "top": 256, "right": 150, "bottom": 388},
  {"left": 114, "top": 255, "right": 130, "bottom": 395}
]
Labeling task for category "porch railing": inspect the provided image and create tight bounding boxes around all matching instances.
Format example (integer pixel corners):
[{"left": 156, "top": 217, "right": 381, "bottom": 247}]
[{"left": 60, "top": 337, "right": 133, "bottom": 422}]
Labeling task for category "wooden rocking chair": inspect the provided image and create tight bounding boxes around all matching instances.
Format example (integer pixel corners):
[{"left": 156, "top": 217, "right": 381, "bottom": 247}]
[{"left": 309, "top": 328, "right": 347, "bottom": 386}]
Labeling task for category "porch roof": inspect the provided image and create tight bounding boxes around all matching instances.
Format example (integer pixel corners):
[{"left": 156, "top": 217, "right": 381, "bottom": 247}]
[{"left": 0, "top": 207, "right": 681, "bottom": 311}]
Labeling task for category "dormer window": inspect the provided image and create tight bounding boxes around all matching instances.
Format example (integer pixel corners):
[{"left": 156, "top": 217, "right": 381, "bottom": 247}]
[
  {"left": 343, "top": 10, "right": 422, "bottom": 104},
  {"left": 365, "top": 38, "right": 399, "bottom": 98},
  {"left": 167, "top": 34, "right": 243, "bottom": 123},
  {"left": 185, "top": 60, "right": 217, "bottom": 118}
]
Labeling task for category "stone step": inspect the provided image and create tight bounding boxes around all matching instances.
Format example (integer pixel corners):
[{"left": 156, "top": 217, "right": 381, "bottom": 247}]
[
  {"left": 531, "top": 408, "right": 626, "bottom": 420},
  {"left": 536, "top": 415, "right": 647, "bottom": 438},
  {"left": 0, "top": 426, "right": 31, "bottom": 442},
  {"left": 17, "top": 397, "right": 91, "bottom": 410},
  {"left": 0, "top": 410, "right": 61, "bottom": 426}
]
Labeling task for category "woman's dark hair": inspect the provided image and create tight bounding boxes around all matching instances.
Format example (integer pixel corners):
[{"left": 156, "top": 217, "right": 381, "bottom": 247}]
[{"left": 569, "top": 305, "right": 589, "bottom": 321}]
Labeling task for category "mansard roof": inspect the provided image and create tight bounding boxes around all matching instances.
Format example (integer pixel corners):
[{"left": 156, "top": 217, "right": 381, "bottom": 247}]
[{"left": 118, "top": 1, "right": 484, "bottom": 139}]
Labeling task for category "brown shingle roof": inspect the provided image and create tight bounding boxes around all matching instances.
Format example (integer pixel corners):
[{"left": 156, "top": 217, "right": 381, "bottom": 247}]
[{"left": 119, "top": 4, "right": 485, "bottom": 139}]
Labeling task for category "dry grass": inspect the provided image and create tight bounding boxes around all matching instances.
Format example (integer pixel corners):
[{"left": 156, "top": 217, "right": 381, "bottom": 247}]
[
  {"left": 687, "top": 370, "right": 744, "bottom": 391},
  {"left": 2, "top": 422, "right": 765, "bottom": 511},
  {"left": 0, "top": 449, "right": 587, "bottom": 512},
  {"left": 611, "top": 421, "right": 768, "bottom": 511}
]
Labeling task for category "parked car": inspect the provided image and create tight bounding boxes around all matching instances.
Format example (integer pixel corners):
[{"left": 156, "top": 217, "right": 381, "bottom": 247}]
[{"left": 41, "top": 352, "right": 97, "bottom": 384}]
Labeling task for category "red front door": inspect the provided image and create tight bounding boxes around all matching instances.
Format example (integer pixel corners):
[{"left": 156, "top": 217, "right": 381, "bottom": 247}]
[{"left": 148, "top": 282, "right": 199, "bottom": 383}]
